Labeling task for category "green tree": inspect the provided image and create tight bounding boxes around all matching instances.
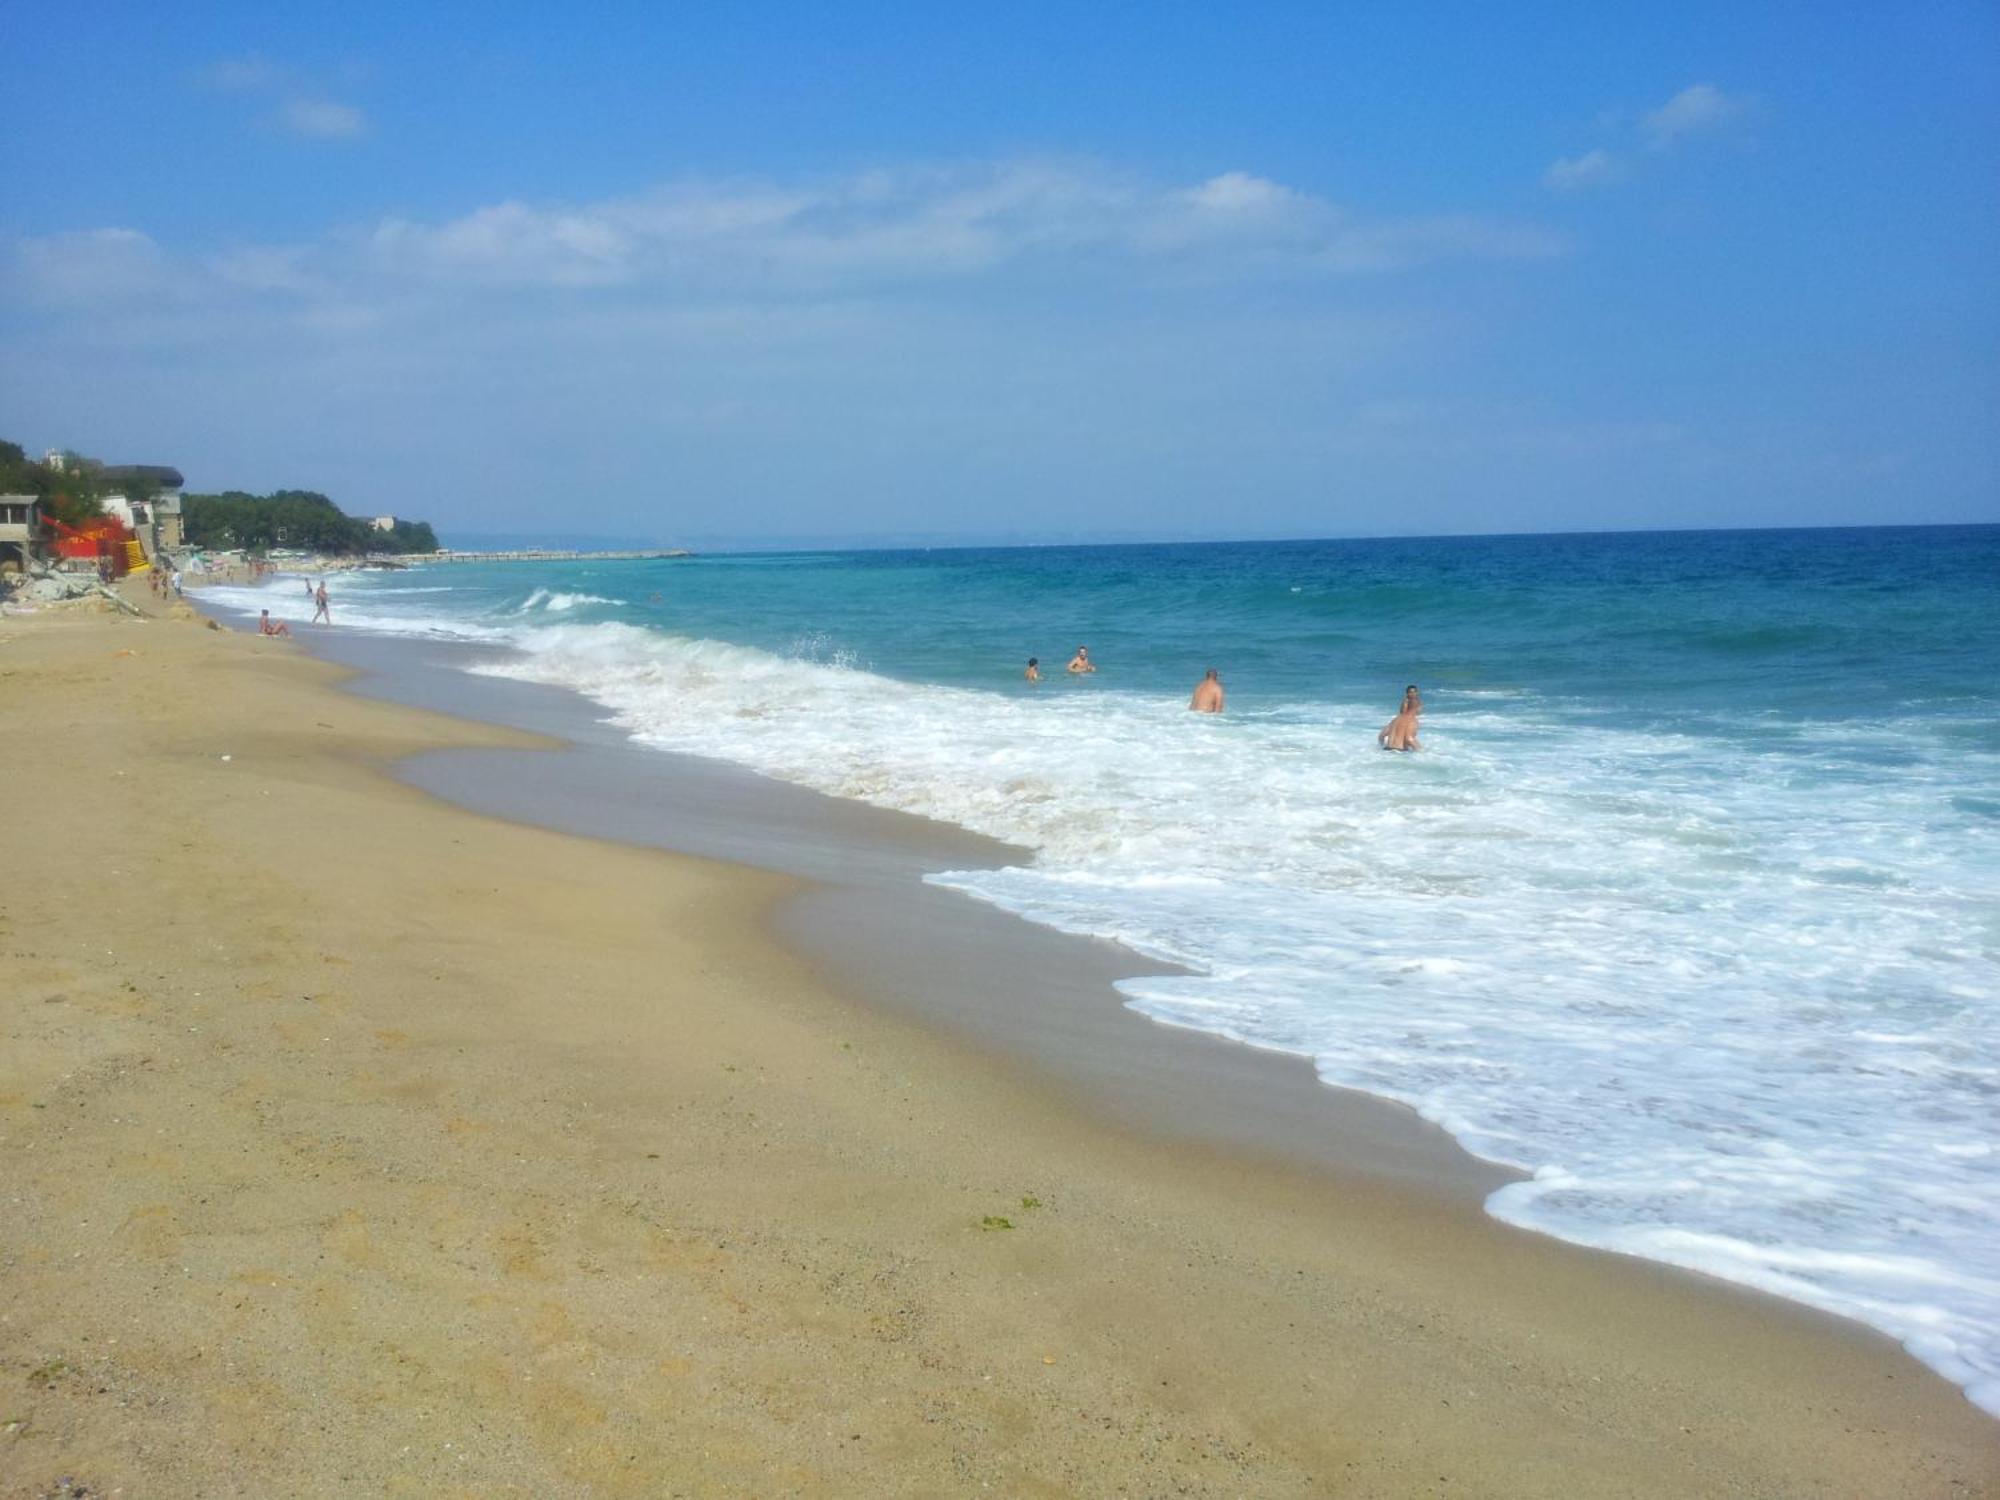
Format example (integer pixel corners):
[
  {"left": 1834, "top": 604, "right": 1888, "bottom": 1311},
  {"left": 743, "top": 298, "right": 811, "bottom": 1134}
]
[
  {"left": 181, "top": 488, "right": 441, "bottom": 556},
  {"left": 383, "top": 519, "right": 441, "bottom": 553}
]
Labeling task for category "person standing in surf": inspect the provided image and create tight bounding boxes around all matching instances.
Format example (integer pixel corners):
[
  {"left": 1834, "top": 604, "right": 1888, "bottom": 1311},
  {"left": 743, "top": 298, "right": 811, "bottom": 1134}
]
[
  {"left": 1190, "top": 668, "right": 1224, "bottom": 713},
  {"left": 1067, "top": 646, "right": 1095, "bottom": 674},
  {"left": 1378, "top": 683, "right": 1422, "bottom": 751}
]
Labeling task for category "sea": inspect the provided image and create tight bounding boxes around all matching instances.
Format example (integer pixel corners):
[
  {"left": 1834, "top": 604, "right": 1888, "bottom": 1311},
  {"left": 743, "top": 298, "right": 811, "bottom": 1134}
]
[{"left": 204, "top": 525, "right": 2000, "bottom": 1413}]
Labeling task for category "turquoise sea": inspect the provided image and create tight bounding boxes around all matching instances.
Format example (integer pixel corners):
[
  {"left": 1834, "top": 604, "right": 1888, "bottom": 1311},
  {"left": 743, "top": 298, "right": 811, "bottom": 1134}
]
[{"left": 209, "top": 524, "right": 2000, "bottom": 1411}]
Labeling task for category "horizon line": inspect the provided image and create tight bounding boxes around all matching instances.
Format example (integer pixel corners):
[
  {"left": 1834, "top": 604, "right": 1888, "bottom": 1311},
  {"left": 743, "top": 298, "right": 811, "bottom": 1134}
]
[{"left": 441, "top": 517, "right": 2000, "bottom": 557}]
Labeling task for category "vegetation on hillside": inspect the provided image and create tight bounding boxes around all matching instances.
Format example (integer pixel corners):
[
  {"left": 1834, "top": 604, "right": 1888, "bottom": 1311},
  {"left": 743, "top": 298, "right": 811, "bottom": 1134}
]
[
  {"left": 4, "top": 437, "right": 442, "bottom": 554},
  {"left": 182, "top": 490, "right": 440, "bottom": 554},
  {"left": 0, "top": 441, "right": 106, "bottom": 528}
]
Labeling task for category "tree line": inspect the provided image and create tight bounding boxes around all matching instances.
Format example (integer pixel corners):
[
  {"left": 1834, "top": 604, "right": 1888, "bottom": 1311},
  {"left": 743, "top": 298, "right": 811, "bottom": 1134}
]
[
  {"left": 182, "top": 490, "right": 440, "bottom": 555},
  {"left": 2, "top": 440, "right": 443, "bottom": 554}
]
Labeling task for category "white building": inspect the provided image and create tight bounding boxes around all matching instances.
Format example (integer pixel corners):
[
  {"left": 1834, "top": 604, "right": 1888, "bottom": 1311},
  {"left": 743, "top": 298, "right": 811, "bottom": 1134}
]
[
  {"left": 97, "top": 465, "right": 186, "bottom": 552},
  {"left": 370, "top": 515, "right": 398, "bottom": 531}
]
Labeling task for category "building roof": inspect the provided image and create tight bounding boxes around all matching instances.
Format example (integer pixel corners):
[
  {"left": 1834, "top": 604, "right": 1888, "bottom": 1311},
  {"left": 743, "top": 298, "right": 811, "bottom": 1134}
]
[{"left": 91, "top": 463, "right": 185, "bottom": 490}]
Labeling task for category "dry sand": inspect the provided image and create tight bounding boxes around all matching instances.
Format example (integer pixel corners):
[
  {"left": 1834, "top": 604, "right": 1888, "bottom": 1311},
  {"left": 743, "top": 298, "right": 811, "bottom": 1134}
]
[{"left": 1, "top": 594, "right": 1994, "bottom": 1498}]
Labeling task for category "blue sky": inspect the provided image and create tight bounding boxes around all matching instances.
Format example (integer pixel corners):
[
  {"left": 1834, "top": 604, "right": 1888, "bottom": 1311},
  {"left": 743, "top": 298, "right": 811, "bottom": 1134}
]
[{"left": 3, "top": 2, "right": 1994, "bottom": 546}]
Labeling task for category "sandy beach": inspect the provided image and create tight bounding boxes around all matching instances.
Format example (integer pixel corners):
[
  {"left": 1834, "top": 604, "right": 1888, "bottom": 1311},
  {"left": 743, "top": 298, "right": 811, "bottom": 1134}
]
[{"left": 1, "top": 591, "right": 1994, "bottom": 1498}]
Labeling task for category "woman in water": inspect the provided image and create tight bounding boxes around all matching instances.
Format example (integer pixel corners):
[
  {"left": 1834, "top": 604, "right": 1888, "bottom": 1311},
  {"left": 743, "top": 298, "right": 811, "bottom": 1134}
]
[{"left": 1378, "top": 683, "right": 1422, "bottom": 751}]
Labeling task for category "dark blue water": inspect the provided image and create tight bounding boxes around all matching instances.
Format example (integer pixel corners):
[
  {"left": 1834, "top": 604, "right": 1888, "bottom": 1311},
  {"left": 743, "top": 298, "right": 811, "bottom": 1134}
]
[{"left": 398, "top": 525, "right": 1998, "bottom": 723}]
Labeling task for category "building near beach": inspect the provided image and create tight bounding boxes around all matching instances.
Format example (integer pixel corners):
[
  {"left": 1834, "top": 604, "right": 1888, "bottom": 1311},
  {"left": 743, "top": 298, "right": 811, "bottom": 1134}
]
[
  {"left": 370, "top": 515, "right": 398, "bottom": 531},
  {"left": 0, "top": 494, "right": 39, "bottom": 572},
  {"left": 96, "top": 465, "right": 186, "bottom": 553}
]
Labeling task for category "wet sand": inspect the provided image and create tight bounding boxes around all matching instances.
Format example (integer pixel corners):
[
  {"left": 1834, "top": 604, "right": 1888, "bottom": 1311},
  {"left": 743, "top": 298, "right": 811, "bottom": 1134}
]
[
  {"left": 324, "top": 627, "right": 1505, "bottom": 1195},
  {"left": 1, "top": 593, "right": 1994, "bottom": 1497}
]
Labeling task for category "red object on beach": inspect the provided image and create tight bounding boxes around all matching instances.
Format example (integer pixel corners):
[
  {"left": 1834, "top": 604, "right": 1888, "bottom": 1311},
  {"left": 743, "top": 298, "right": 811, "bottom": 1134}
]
[{"left": 46, "top": 515, "right": 135, "bottom": 576}]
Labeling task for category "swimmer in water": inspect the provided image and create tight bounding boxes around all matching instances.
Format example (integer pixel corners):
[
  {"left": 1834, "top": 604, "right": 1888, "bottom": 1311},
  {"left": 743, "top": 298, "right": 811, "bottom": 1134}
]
[
  {"left": 1024, "top": 657, "right": 1041, "bottom": 682},
  {"left": 1378, "top": 683, "right": 1422, "bottom": 751},
  {"left": 1189, "top": 668, "right": 1224, "bottom": 713},
  {"left": 1067, "top": 646, "right": 1095, "bottom": 674}
]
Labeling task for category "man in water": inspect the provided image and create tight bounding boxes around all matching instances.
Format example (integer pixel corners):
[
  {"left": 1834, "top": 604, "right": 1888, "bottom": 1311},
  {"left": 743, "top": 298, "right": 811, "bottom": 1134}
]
[
  {"left": 258, "top": 609, "right": 290, "bottom": 637},
  {"left": 1189, "top": 668, "right": 1224, "bottom": 713},
  {"left": 1067, "top": 646, "right": 1095, "bottom": 674},
  {"left": 1378, "top": 683, "right": 1422, "bottom": 751},
  {"left": 312, "top": 581, "right": 331, "bottom": 624},
  {"left": 1024, "top": 657, "right": 1041, "bottom": 681}
]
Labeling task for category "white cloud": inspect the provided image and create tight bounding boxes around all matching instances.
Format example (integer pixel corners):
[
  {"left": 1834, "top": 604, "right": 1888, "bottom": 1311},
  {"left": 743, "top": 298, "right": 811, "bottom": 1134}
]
[
  {"left": 1642, "top": 84, "right": 1746, "bottom": 148},
  {"left": 353, "top": 161, "right": 1561, "bottom": 289},
  {"left": 1546, "top": 84, "right": 1753, "bottom": 191},
  {"left": 280, "top": 98, "right": 368, "bottom": 140},
  {"left": 10, "top": 228, "right": 169, "bottom": 306},
  {"left": 198, "top": 53, "right": 370, "bottom": 142},
  {"left": 1, "top": 158, "right": 1566, "bottom": 376},
  {"left": 1543, "top": 148, "right": 1625, "bottom": 192},
  {"left": 372, "top": 201, "right": 635, "bottom": 285},
  {"left": 208, "top": 245, "right": 322, "bottom": 294},
  {"left": 1178, "top": 171, "right": 1303, "bottom": 217}
]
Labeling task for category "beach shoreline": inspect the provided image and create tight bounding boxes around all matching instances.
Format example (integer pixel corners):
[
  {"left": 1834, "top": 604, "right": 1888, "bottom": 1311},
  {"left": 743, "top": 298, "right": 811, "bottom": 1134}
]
[
  {"left": 1, "top": 587, "right": 1994, "bottom": 1497},
  {"left": 300, "top": 622, "right": 1515, "bottom": 1201}
]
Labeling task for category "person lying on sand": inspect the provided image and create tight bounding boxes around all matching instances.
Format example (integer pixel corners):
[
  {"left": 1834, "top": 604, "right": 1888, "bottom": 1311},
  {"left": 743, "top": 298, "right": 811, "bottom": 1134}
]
[
  {"left": 1190, "top": 668, "right": 1224, "bottom": 713},
  {"left": 1378, "top": 683, "right": 1421, "bottom": 751},
  {"left": 258, "top": 609, "right": 291, "bottom": 637},
  {"left": 1067, "top": 646, "right": 1095, "bottom": 674}
]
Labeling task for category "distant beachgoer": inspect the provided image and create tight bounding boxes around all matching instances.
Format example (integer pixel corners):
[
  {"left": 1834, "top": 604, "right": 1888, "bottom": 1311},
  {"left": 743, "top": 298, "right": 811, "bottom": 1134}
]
[
  {"left": 1067, "top": 646, "right": 1095, "bottom": 675},
  {"left": 258, "top": 609, "right": 290, "bottom": 637},
  {"left": 1378, "top": 684, "right": 1422, "bottom": 751},
  {"left": 305, "top": 580, "right": 315, "bottom": 600},
  {"left": 1025, "top": 657, "right": 1041, "bottom": 682},
  {"left": 313, "top": 582, "right": 330, "bottom": 624},
  {"left": 1189, "top": 668, "right": 1224, "bottom": 713}
]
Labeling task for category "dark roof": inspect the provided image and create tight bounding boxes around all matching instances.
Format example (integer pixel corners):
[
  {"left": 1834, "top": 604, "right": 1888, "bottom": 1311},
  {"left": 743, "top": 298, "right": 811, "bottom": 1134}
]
[{"left": 94, "top": 464, "right": 184, "bottom": 489}]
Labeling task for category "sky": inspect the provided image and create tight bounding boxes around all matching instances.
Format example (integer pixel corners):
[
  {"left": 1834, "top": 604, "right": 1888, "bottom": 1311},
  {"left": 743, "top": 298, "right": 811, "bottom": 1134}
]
[{"left": 2, "top": 2, "right": 1995, "bottom": 548}]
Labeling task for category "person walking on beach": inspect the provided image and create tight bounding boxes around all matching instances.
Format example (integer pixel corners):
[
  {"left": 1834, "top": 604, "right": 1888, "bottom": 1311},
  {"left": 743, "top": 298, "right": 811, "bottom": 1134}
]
[
  {"left": 1190, "top": 668, "right": 1225, "bottom": 713},
  {"left": 1067, "top": 646, "right": 1095, "bottom": 674},
  {"left": 258, "top": 609, "right": 290, "bottom": 637},
  {"left": 312, "top": 581, "right": 331, "bottom": 624},
  {"left": 1378, "top": 684, "right": 1422, "bottom": 751},
  {"left": 1025, "top": 657, "right": 1041, "bottom": 681}
]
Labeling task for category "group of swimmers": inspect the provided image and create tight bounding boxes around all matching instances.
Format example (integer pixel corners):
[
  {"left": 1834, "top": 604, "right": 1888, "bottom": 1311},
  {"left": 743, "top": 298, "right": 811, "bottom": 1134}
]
[
  {"left": 1021, "top": 644, "right": 1099, "bottom": 683},
  {"left": 1023, "top": 645, "right": 1424, "bottom": 746}
]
